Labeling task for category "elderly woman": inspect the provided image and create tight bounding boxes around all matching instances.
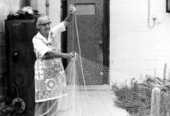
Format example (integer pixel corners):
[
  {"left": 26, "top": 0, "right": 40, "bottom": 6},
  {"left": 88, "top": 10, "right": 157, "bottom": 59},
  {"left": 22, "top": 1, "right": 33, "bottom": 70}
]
[{"left": 32, "top": 4, "right": 76, "bottom": 116}]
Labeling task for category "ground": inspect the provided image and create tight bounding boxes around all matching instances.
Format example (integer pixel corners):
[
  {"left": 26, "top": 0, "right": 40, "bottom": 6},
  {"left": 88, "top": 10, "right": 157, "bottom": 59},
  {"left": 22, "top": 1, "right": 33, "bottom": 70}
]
[{"left": 56, "top": 85, "right": 129, "bottom": 116}]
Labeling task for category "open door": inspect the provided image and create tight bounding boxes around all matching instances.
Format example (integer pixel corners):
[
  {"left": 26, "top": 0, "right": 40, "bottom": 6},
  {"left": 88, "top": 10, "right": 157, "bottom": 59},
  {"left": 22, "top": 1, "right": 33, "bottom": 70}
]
[{"left": 62, "top": 0, "right": 109, "bottom": 85}]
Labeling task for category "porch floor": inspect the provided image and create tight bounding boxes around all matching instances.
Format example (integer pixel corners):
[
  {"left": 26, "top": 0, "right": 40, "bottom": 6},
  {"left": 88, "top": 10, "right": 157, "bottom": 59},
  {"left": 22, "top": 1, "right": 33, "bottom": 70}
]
[{"left": 57, "top": 85, "right": 129, "bottom": 116}]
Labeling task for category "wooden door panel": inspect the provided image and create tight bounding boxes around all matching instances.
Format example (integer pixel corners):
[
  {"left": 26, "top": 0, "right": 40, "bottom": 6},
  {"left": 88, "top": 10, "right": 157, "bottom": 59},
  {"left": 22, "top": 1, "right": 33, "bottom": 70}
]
[{"left": 67, "top": 0, "right": 104, "bottom": 85}]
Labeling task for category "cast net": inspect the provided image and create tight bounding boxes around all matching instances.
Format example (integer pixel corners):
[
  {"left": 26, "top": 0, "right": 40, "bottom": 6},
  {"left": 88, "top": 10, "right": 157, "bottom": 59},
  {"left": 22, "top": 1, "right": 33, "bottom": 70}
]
[
  {"left": 34, "top": 54, "right": 114, "bottom": 116},
  {"left": 34, "top": 11, "right": 117, "bottom": 116}
]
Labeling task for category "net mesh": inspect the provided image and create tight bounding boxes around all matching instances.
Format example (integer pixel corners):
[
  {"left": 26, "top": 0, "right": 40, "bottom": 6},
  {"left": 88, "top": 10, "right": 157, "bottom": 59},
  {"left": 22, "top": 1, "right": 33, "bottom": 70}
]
[{"left": 34, "top": 55, "right": 114, "bottom": 116}]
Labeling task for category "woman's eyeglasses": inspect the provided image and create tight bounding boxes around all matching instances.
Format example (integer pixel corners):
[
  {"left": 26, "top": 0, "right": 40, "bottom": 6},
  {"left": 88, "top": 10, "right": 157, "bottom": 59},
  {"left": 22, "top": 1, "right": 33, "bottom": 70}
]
[{"left": 39, "top": 22, "right": 51, "bottom": 26}]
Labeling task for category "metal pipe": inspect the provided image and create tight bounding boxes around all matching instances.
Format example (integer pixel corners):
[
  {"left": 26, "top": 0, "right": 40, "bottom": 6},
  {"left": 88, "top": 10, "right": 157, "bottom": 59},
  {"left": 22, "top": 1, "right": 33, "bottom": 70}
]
[
  {"left": 45, "top": 0, "right": 49, "bottom": 16},
  {"left": 20, "top": 0, "right": 31, "bottom": 8},
  {"left": 148, "top": 0, "right": 156, "bottom": 28}
]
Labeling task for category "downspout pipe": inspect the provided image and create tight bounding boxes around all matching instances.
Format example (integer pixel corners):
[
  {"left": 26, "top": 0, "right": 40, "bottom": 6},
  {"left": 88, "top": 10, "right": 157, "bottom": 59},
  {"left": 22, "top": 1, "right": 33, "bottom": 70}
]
[
  {"left": 45, "top": 0, "right": 50, "bottom": 16},
  {"left": 148, "top": 0, "right": 156, "bottom": 29},
  {"left": 20, "top": 0, "right": 31, "bottom": 8}
]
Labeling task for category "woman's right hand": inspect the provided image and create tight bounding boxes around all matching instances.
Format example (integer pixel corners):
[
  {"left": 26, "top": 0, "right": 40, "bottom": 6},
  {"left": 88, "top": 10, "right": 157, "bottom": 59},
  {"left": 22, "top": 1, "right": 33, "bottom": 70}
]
[{"left": 67, "top": 52, "right": 77, "bottom": 59}]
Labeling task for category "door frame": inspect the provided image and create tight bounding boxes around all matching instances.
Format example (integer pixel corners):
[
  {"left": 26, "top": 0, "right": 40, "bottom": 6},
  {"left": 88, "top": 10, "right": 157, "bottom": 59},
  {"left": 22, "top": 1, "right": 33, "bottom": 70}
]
[
  {"left": 61, "top": 0, "right": 68, "bottom": 69},
  {"left": 103, "top": 0, "right": 110, "bottom": 84},
  {"left": 61, "top": 0, "right": 110, "bottom": 84}
]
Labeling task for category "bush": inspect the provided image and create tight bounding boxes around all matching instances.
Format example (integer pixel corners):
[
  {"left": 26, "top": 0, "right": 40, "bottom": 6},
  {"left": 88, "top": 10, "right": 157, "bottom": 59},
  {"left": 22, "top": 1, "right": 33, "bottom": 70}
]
[{"left": 112, "top": 76, "right": 163, "bottom": 116}]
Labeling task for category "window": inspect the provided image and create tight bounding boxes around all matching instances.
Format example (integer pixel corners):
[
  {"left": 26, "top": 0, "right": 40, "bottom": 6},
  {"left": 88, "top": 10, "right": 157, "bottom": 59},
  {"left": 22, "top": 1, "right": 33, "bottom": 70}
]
[{"left": 75, "top": 3, "right": 95, "bottom": 15}]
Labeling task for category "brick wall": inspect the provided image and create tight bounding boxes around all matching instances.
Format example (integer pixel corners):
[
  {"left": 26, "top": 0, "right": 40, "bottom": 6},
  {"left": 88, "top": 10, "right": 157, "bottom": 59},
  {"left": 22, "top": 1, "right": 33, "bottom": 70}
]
[
  {"left": 110, "top": 0, "right": 170, "bottom": 84},
  {"left": 35, "top": 0, "right": 61, "bottom": 27}
]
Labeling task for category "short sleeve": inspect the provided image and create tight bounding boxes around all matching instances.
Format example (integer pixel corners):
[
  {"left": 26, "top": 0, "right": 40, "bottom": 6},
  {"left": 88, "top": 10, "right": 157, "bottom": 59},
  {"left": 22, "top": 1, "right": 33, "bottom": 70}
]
[
  {"left": 51, "top": 22, "right": 66, "bottom": 34},
  {"left": 32, "top": 37, "right": 50, "bottom": 56}
]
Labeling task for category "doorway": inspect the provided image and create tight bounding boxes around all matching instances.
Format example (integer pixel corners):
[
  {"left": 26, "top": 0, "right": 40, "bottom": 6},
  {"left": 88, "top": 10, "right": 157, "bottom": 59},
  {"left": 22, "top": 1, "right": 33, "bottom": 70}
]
[{"left": 61, "top": 0, "right": 110, "bottom": 85}]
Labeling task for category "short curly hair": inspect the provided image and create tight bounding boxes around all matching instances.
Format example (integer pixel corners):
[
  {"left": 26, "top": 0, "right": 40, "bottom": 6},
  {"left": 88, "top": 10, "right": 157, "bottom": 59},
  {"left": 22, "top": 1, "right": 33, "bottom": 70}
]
[{"left": 34, "top": 14, "right": 47, "bottom": 27}]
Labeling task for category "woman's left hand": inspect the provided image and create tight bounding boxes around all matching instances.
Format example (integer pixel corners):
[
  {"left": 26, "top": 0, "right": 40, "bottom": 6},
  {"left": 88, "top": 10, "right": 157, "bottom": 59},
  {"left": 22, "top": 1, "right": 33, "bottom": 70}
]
[{"left": 69, "top": 4, "right": 76, "bottom": 14}]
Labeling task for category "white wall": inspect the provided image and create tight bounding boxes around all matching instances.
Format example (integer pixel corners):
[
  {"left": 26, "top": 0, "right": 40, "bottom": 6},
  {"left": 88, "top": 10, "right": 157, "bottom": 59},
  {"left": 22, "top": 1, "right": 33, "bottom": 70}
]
[
  {"left": 34, "top": 0, "right": 61, "bottom": 27},
  {"left": 110, "top": 0, "right": 170, "bottom": 85},
  {"left": 0, "top": 0, "right": 20, "bottom": 31}
]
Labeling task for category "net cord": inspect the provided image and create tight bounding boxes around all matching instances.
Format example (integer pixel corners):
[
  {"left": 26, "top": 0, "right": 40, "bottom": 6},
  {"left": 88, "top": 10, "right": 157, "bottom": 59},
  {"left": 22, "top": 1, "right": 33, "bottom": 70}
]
[{"left": 74, "top": 12, "right": 89, "bottom": 99}]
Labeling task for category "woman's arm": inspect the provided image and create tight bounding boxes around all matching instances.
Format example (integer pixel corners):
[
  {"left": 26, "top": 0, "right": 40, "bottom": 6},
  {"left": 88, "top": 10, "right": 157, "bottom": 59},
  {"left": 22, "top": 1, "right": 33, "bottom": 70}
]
[
  {"left": 43, "top": 51, "right": 74, "bottom": 59},
  {"left": 51, "top": 4, "right": 75, "bottom": 34},
  {"left": 64, "top": 4, "right": 76, "bottom": 27}
]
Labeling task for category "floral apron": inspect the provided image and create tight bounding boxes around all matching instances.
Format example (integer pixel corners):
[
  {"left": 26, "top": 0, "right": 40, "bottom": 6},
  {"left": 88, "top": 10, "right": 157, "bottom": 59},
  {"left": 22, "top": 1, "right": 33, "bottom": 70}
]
[{"left": 34, "top": 37, "right": 66, "bottom": 103}]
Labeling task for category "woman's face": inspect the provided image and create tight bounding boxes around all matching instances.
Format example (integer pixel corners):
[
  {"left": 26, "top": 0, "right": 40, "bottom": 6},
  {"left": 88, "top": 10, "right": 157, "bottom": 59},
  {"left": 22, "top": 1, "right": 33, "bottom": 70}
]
[{"left": 37, "top": 16, "right": 51, "bottom": 36}]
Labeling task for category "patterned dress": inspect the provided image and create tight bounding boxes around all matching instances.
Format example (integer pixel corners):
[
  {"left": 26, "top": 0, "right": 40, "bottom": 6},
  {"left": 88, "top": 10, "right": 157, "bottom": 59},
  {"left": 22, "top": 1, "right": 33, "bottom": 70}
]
[{"left": 32, "top": 22, "right": 66, "bottom": 103}]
